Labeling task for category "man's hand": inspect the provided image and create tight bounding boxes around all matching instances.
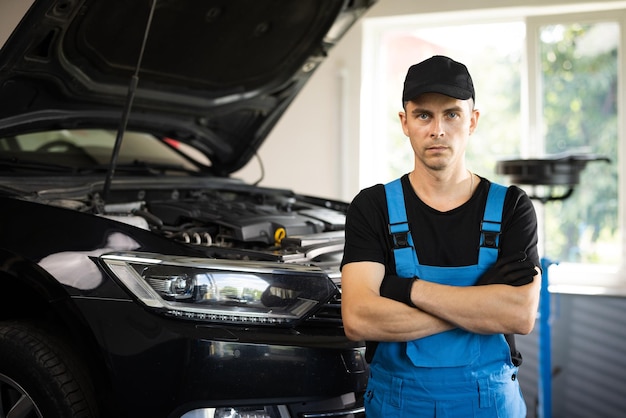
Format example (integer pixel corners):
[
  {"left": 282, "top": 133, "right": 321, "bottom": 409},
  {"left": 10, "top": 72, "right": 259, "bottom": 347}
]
[{"left": 476, "top": 252, "right": 537, "bottom": 287}]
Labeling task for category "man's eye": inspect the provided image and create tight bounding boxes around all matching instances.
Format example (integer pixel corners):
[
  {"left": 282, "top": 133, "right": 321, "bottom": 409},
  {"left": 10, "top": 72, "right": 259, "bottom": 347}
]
[
  {"left": 417, "top": 113, "right": 429, "bottom": 120},
  {"left": 447, "top": 112, "right": 458, "bottom": 118}
]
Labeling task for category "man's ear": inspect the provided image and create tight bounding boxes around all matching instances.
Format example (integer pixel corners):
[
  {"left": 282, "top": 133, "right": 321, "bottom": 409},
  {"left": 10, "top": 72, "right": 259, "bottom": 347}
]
[
  {"left": 469, "top": 108, "right": 480, "bottom": 135},
  {"left": 398, "top": 111, "right": 409, "bottom": 137}
]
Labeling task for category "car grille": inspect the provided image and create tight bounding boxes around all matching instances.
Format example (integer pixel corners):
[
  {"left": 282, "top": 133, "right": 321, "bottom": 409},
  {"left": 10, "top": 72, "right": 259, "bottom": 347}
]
[
  {"left": 307, "top": 291, "right": 342, "bottom": 324},
  {"left": 305, "top": 278, "right": 343, "bottom": 325}
]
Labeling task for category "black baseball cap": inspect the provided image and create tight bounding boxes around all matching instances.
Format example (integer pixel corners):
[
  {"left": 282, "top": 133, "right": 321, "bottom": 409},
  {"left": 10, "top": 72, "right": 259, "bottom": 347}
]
[{"left": 402, "top": 55, "right": 475, "bottom": 104}]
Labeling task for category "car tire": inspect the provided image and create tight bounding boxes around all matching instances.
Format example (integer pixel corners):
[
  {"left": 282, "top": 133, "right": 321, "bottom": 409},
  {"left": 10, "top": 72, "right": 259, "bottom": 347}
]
[{"left": 0, "top": 321, "right": 99, "bottom": 418}]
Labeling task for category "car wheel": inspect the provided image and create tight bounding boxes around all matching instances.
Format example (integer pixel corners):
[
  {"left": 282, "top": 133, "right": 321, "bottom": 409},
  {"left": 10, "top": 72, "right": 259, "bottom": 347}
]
[{"left": 0, "top": 321, "right": 99, "bottom": 418}]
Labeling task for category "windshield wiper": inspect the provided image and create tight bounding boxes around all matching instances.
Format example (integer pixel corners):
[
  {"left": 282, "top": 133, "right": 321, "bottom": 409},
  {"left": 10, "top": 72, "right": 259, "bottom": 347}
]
[
  {"left": 85, "top": 161, "right": 201, "bottom": 176},
  {"left": 0, "top": 157, "right": 79, "bottom": 173}
]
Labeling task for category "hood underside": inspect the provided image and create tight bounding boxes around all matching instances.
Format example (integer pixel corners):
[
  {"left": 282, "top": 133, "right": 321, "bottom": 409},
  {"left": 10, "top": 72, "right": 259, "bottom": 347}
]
[{"left": 0, "top": 0, "right": 374, "bottom": 175}]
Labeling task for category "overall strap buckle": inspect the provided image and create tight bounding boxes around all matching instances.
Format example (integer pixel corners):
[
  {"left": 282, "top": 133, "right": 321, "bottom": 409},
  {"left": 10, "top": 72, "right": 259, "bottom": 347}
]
[
  {"left": 388, "top": 222, "right": 411, "bottom": 249},
  {"left": 480, "top": 220, "right": 501, "bottom": 248}
]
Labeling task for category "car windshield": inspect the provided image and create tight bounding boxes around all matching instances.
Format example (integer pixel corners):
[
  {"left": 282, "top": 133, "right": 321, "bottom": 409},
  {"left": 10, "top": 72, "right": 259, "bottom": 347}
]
[{"left": 0, "top": 129, "right": 210, "bottom": 174}]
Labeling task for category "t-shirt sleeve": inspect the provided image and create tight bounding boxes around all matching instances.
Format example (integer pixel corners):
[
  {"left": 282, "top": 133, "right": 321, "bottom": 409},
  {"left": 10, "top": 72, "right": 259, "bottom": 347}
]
[
  {"left": 500, "top": 185, "right": 541, "bottom": 268},
  {"left": 340, "top": 185, "right": 390, "bottom": 270}
]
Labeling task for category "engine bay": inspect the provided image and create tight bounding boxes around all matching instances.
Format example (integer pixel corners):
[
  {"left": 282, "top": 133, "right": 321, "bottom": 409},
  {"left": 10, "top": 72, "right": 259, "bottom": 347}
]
[{"left": 38, "top": 183, "right": 348, "bottom": 268}]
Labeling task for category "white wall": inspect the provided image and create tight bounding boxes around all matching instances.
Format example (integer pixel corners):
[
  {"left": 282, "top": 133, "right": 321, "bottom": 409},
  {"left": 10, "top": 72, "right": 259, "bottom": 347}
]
[
  {"left": 0, "top": 0, "right": 33, "bottom": 48},
  {"left": 234, "top": 0, "right": 626, "bottom": 202}
]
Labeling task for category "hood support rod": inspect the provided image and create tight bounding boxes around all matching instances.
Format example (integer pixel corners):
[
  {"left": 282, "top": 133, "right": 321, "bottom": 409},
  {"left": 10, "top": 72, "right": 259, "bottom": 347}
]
[{"left": 102, "top": 0, "right": 157, "bottom": 201}]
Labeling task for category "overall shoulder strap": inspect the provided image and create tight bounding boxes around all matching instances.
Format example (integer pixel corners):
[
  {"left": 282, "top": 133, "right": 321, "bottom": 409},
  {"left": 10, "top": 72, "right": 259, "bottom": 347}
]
[
  {"left": 384, "top": 178, "right": 419, "bottom": 277},
  {"left": 478, "top": 182, "right": 508, "bottom": 267},
  {"left": 385, "top": 178, "right": 409, "bottom": 244}
]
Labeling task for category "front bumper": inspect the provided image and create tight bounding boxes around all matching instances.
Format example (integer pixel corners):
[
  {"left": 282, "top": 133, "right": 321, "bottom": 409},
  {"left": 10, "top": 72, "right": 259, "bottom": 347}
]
[
  {"left": 180, "top": 393, "right": 365, "bottom": 417},
  {"left": 73, "top": 296, "right": 368, "bottom": 417}
]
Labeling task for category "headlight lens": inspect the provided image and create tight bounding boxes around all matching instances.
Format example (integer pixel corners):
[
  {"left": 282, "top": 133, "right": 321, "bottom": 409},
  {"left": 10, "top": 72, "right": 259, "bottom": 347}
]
[{"left": 101, "top": 252, "right": 337, "bottom": 325}]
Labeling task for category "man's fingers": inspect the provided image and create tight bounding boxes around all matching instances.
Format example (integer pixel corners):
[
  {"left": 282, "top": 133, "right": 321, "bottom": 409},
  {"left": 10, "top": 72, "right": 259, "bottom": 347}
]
[
  {"left": 497, "top": 260, "right": 533, "bottom": 275},
  {"left": 494, "top": 251, "right": 527, "bottom": 267}
]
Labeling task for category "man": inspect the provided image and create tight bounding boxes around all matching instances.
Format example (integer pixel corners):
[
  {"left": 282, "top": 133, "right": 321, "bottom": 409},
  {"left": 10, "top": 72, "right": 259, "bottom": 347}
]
[{"left": 340, "top": 55, "right": 541, "bottom": 417}]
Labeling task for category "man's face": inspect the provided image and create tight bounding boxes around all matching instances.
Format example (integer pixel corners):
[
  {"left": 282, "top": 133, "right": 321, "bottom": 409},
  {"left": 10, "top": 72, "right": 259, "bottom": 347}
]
[{"left": 399, "top": 92, "right": 479, "bottom": 172}]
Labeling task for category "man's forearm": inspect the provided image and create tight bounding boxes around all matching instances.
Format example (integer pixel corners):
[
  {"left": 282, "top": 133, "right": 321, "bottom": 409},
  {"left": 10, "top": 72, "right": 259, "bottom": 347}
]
[
  {"left": 343, "top": 291, "right": 455, "bottom": 342},
  {"left": 409, "top": 272, "right": 541, "bottom": 335},
  {"left": 342, "top": 262, "right": 456, "bottom": 342}
]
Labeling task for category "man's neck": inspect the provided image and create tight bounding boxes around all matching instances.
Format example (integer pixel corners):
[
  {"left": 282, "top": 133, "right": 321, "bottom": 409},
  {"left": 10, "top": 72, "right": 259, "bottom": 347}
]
[{"left": 408, "top": 168, "right": 476, "bottom": 212}]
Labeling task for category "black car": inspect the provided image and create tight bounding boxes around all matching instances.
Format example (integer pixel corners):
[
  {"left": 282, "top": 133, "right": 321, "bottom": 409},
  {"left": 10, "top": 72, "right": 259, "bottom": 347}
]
[{"left": 0, "top": 0, "right": 375, "bottom": 417}]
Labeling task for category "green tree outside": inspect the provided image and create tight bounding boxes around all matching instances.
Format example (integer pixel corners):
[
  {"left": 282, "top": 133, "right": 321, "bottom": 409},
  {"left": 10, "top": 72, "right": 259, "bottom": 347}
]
[{"left": 541, "top": 23, "right": 619, "bottom": 263}]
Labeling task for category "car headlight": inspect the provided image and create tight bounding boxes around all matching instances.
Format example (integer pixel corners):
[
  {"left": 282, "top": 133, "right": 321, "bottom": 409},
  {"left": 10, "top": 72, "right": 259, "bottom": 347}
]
[{"left": 100, "top": 252, "right": 337, "bottom": 325}]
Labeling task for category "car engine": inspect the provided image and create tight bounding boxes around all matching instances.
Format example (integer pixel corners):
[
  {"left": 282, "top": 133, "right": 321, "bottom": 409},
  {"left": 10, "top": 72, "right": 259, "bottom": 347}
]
[{"left": 43, "top": 183, "right": 348, "bottom": 272}]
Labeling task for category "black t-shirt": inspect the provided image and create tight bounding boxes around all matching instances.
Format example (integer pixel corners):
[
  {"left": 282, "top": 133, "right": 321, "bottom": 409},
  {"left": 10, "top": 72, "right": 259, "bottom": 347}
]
[{"left": 341, "top": 174, "right": 540, "bottom": 275}]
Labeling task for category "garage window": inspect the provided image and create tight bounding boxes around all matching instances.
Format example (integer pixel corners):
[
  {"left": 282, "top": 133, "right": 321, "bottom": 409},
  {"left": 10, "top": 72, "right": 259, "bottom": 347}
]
[{"left": 361, "top": 7, "right": 625, "bottom": 291}]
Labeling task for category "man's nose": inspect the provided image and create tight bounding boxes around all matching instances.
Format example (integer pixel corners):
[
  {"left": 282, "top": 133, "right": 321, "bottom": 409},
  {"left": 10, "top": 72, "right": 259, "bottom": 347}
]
[{"left": 430, "top": 119, "right": 445, "bottom": 138}]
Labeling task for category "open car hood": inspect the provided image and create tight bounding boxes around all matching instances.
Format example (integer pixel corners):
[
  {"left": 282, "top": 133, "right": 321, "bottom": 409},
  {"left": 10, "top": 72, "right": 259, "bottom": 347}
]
[{"left": 0, "top": 0, "right": 374, "bottom": 175}]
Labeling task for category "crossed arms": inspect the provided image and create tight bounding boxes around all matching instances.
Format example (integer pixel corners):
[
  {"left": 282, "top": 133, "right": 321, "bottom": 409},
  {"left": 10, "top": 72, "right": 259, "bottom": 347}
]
[{"left": 340, "top": 258, "right": 541, "bottom": 343}]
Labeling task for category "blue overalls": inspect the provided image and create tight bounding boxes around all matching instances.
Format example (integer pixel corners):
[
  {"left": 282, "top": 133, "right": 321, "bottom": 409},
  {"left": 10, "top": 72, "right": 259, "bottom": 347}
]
[{"left": 363, "top": 178, "right": 526, "bottom": 418}]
